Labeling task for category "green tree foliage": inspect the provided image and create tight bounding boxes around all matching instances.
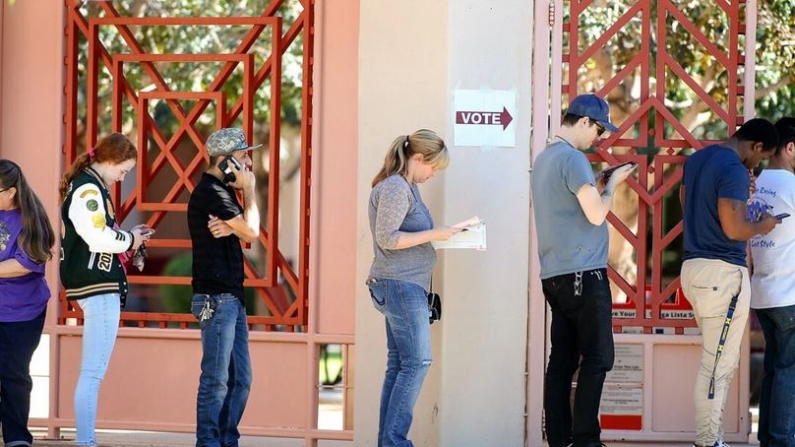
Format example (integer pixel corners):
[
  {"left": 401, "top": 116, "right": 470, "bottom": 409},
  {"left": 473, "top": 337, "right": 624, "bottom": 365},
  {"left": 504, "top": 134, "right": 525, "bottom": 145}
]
[
  {"left": 755, "top": 0, "right": 795, "bottom": 120},
  {"left": 573, "top": 0, "right": 794, "bottom": 296},
  {"left": 574, "top": 0, "right": 795, "bottom": 139}
]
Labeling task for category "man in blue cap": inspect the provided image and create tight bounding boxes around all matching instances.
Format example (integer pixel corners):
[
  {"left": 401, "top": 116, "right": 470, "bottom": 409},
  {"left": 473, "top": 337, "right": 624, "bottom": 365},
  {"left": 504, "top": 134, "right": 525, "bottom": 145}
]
[
  {"left": 532, "top": 93, "right": 634, "bottom": 447},
  {"left": 188, "top": 128, "right": 261, "bottom": 447}
]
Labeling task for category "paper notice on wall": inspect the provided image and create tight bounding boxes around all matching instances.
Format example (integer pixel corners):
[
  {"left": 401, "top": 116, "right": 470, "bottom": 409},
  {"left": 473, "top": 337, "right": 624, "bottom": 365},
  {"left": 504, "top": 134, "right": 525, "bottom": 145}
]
[
  {"left": 600, "top": 386, "right": 643, "bottom": 430},
  {"left": 605, "top": 344, "right": 643, "bottom": 383},
  {"left": 600, "top": 387, "right": 643, "bottom": 415}
]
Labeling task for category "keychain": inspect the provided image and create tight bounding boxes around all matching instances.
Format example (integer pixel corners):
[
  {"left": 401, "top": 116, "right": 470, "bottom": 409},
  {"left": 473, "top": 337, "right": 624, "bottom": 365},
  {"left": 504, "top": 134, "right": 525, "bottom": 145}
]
[
  {"left": 199, "top": 300, "right": 214, "bottom": 321},
  {"left": 574, "top": 271, "right": 583, "bottom": 296}
]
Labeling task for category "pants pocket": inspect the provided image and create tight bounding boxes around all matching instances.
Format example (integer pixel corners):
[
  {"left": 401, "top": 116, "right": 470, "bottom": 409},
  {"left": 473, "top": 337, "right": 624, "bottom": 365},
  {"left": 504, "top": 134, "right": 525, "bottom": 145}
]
[
  {"left": 191, "top": 295, "right": 212, "bottom": 322},
  {"left": 768, "top": 304, "right": 795, "bottom": 332},
  {"left": 368, "top": 280, "right": 387, "bottom": 307},
  {"left": 689, "top": 268, "right": 743, "bottom": 318}
]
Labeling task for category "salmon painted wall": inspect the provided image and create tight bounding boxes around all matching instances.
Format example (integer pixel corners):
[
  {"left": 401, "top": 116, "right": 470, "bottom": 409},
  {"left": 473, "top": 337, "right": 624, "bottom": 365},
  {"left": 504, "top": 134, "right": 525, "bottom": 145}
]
[
  {"left": 311, "top": 0, "right": 358, "bottom": 339},
  {"left": 1, "top": 0, "right": 65, "bottom": 433},
  {"left": 0, "top": 0, "right": 63, "bottom": 321}
]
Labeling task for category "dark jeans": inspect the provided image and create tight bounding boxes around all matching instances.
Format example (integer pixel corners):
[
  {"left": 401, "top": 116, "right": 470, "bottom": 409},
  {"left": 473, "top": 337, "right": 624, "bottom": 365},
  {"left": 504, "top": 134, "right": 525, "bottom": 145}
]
[
  {"left": 0, "top": 308, "right": 46, "bottom": 447},
  {"left": 756, "top": 305, "right": 795, "bottom": 447},
  {"left": 542, "top": 268, "right": 614, "bottom": 447}
]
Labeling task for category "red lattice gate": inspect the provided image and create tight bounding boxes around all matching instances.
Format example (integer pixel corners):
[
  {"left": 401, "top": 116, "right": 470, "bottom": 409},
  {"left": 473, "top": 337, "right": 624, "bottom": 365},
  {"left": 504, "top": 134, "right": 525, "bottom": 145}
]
[
  {"left": 549, "top": 0, "right": 757, "bottom": 334},
  {"left": 48, "top": 2, "right": 353, "bottom": 444},
  {"left": 62, "top": 0, "right": 313, "bottom": 331},
  {"left": 529, "top": 0, "right": 758, "bottom": 442}
]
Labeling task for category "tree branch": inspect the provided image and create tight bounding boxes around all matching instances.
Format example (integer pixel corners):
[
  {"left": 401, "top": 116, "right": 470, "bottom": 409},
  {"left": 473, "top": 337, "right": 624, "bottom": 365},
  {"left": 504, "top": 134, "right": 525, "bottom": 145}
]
[{"left": 754, "top": 76, "right": 795, "bottom": 101}]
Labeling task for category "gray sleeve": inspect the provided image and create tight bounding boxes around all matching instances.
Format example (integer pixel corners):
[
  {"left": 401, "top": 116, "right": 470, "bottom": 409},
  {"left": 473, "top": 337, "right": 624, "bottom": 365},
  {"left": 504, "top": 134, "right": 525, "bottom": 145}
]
[
  {"left": 563, "top": 151, "right": 595, "bottom": 195},
  {"left": 374, "top": 180, "right": 412, "bottom": 249}
]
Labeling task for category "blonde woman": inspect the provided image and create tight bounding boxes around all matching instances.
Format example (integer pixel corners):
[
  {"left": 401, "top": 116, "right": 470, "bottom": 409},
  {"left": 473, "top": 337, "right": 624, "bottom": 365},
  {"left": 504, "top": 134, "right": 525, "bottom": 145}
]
[{"left": 366, "top": 129, "right": 461, "bottom": 447}]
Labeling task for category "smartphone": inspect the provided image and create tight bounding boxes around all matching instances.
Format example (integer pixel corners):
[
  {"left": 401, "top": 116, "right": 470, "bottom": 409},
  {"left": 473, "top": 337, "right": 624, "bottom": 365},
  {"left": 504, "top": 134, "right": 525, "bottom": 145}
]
[
  {"left": 601, "top": 161, "right": 637, "bottom": 178},
  {"left": 774, "top": 213, "right": 791, "bottom": 220},
  {"left": 218, "top": 155, "right": 242, "bottom": 183}
]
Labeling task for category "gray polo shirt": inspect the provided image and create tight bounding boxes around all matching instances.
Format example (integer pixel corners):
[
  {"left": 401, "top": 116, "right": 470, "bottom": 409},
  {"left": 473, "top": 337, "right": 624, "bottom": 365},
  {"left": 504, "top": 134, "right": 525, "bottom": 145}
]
[
  {"left": 531, "top": 141, "right": 608, "bottom": 279},
  {"left": 368, "top": 174, "right": 436, "bottom": 291}
]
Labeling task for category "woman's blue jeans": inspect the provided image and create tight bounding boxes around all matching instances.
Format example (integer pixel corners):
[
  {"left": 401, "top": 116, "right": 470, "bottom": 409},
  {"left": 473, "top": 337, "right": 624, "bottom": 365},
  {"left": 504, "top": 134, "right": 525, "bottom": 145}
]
[
  {"left": 191, "top": 294, "right": 252, "bottom": 447},
  {"left": 368, "top": 278, "right": 432, "bottom": 447},
  {"left": 756, "top": 305, "right": 795, "bottom": 447},
  {"left": 75, "top": 293, "right": 121, "bottom": 446}
]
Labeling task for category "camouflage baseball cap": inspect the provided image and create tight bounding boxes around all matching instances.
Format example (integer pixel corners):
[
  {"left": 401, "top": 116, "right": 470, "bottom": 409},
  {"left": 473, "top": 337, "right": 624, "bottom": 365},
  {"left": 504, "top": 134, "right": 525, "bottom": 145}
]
[{"left": 205, "top": 128, "right": 263, "bottom": 157}]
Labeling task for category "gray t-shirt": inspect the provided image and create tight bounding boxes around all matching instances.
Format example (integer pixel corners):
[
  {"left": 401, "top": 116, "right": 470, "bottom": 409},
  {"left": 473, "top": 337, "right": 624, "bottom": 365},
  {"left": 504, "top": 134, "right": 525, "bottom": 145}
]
[
  {"left": 531, "top": 141, "right": 608, "bottom": 279},
  {"left": 368, "top": 174, "right": 436, "bottom": 291}
]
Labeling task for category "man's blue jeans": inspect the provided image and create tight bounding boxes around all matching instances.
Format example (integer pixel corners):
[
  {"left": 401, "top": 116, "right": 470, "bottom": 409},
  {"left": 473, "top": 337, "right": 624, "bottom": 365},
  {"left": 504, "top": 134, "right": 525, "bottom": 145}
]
[
  {"left": 0, "top": 308, "right": 46, "bottom": 447},
  {"left": 367, "top": 278, "right": 432, "bottom": 447},
  {"left": 542, "top": 268, "right": 614, "bottom": 447},
  {"left": 192, "top": 294, "right": 252, "bottom": 447},
  {"left": 756, "top": 305, "right": 795, "bottom": 447}
]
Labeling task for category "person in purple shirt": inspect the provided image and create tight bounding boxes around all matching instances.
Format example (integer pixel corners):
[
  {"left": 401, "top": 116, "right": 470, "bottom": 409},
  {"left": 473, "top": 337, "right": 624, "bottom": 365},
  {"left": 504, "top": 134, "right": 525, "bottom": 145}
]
[{"left": 0, "top": 159, "right": 55, "bottom": 447}]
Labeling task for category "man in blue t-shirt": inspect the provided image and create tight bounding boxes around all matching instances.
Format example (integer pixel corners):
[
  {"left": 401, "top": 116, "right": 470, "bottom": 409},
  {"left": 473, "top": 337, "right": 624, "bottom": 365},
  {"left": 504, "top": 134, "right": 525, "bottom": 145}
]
[
  {"left": 532, "top": 94, "right": 635, "bottom": 447},
  {"left": 680, "top": 118, "right": 779, "bottom": 447}
]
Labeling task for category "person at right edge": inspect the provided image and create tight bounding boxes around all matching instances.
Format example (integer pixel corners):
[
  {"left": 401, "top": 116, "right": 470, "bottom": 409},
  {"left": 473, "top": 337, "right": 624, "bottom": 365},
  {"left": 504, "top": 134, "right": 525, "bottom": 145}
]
[
  {"left": 188, "top": 128, "right": 260, "bottom": 447},
  {"left": 748, "top": 117, "right": 795, "bottom": 447},
  {"left": 532, "top": 93, "right": 634, "bottom": 447},
  {"left": 366, "top": 129, "right": 462, "bottom": 447},
  {"left": 680, "top": 118, "right": 780, "bottom": 447}
]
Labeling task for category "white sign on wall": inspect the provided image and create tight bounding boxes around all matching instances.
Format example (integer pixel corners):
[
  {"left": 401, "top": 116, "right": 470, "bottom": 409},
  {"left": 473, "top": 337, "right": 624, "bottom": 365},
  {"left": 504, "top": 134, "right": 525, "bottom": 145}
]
[
  {"left": 606, "top": 343, "right": 643, "bottom": 383},
  {"left": 453, "top": 89, "right": 517, "bottom": 147}
]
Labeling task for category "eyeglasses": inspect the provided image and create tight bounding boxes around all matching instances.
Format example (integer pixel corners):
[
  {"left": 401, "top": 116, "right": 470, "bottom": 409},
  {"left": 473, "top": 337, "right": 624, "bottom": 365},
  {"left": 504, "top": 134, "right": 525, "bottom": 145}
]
[{"left": 590, "top": 119, "right": 606, "bottom": 137}]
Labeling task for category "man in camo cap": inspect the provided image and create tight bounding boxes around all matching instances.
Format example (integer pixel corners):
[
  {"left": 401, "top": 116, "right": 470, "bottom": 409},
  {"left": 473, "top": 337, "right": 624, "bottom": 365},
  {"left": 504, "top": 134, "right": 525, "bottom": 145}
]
[
  {"left": 205, "top": 127, "right": 263, "bottom": 157},
  {"left": 187, "top": 127, "right": 261, "bottom": 447}
]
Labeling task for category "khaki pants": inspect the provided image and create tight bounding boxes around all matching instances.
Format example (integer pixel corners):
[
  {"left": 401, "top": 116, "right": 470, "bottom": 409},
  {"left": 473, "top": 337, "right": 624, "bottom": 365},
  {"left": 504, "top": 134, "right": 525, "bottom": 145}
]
[{"left": 681, "top": 258, "right": 750, "bottom": 447}]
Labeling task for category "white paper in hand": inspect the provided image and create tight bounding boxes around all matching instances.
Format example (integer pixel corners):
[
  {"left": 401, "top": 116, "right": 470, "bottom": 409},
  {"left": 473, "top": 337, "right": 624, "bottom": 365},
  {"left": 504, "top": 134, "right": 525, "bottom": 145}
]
[{"left": 431, "top": 216, "right": 487, "bottom": 250}]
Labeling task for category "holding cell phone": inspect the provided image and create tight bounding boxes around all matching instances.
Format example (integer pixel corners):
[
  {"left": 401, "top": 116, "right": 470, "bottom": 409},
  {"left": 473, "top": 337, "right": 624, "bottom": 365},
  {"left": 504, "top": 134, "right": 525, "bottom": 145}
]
[
  {"left": 218, "top": 155, "right": 242, "bottom": 184},
  {"left": 600, "top": 161, "right": 637, "bottom": 179}
]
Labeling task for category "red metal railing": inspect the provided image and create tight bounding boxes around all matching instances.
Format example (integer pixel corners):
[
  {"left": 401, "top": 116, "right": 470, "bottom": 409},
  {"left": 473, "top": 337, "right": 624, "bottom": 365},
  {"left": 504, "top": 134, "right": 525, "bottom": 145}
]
[
  {"left": 62, "top": 0, "right": 313, "bottom": 330},
  {"left": 559, "top": 0, "right": 749, "bottom": 333}
]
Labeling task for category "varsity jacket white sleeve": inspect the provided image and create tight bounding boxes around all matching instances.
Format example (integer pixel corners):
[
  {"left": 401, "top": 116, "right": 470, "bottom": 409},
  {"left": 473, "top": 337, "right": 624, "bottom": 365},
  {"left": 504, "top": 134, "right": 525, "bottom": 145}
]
[{"left": 68, "top": 183, "right": 134, "bottom": 254}]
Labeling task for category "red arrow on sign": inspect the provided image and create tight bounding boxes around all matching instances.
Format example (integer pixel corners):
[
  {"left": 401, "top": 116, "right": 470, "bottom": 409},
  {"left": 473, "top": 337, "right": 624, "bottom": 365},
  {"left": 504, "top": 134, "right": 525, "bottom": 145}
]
[{"left": 455, "top": 107, "right": 513, "bottom": 130}]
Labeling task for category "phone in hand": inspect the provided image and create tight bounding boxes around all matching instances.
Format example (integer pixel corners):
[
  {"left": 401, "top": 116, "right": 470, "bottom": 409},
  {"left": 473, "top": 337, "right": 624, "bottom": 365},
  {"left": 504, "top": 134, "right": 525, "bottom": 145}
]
[
  {"left": 218, "top": 155, "right": 242, "bottom": 183},
  {"left": 601, "top": 161, "right": 637, "bottom": 179},
  {"left": 774, "top": 213, "right": 791, "bottom": 220}
]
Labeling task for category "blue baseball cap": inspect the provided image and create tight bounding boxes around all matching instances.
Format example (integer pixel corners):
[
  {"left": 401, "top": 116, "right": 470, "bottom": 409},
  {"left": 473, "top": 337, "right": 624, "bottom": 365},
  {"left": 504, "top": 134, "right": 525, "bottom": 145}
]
[{"left": 566, "top": 94, "right": 619, "bottom": 133}]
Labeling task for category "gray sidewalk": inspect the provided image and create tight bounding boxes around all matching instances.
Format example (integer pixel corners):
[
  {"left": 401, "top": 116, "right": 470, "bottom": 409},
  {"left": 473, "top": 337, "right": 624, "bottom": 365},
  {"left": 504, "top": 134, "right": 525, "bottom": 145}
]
[
  {"left": 22, "top": 435, "right": 760, "bottom": 447},
  {"left": 25, "top": 430, "right": 351, "bottom": 447},
  {"left": 18, "top": 425, "right": 763, "bottom": 447}
]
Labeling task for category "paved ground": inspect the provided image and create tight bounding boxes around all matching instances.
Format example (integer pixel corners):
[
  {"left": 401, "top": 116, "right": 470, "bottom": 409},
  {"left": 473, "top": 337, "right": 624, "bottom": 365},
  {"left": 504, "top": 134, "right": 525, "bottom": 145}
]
[
  {"left": 22, "top": 430, "right": 351, "bottom": 447},
  {"left": 17, "top": 432, "right": 761, "bottom": 447}
]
